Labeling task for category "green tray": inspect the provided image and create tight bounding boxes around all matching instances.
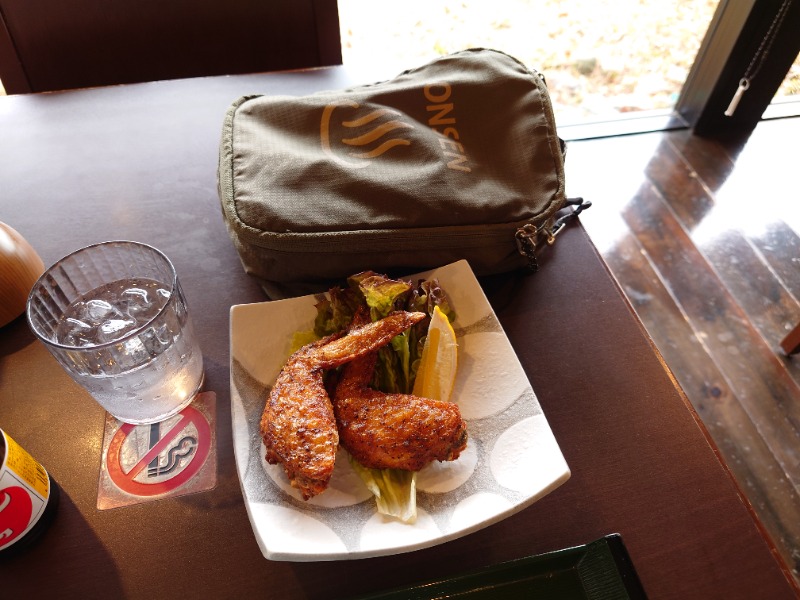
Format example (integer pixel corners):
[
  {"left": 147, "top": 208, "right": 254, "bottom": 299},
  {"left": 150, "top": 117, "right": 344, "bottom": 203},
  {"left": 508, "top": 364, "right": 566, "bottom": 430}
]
[{"left": 352, "top": 534, "right": 647, "bottom": 599}]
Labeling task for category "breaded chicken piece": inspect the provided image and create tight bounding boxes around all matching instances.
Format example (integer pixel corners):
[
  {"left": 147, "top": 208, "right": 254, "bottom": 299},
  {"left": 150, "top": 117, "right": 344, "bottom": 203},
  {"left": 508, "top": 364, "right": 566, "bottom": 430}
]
[
  {"left": 332, "top": 313, "right": 468, "bottom": 471},
  {"left": 260, "top": 310, "right": 426, "bottom": 500}
]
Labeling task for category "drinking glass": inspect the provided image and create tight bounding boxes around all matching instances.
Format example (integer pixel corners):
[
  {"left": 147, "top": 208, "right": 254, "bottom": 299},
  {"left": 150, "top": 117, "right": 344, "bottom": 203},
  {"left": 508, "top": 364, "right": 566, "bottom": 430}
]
[{"left": 26, "top": 241, "right": 204, "bottom": 424}]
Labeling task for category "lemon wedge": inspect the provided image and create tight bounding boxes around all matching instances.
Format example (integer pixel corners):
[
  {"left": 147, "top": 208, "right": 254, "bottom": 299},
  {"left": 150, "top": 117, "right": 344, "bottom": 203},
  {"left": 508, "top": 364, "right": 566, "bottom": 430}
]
[{"left": 412, "top": 305, "right": 458, "bottom": 402}]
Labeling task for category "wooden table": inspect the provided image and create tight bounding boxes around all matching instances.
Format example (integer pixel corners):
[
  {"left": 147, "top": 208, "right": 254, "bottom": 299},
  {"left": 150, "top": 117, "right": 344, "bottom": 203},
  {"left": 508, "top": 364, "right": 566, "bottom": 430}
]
[{"left": 0, "top": 70, "right": 796, "bottom": 599}]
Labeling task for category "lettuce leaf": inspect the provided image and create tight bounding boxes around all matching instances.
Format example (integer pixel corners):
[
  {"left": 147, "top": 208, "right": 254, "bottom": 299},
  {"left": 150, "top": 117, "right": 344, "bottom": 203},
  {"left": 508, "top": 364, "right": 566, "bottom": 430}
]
[
  {"left": 348, "top": 457, "right": 417, "bottom": 524},
  {"left": 356, "top": 274, "right": 412, "bottom": 320},
  {"left": 314, "top": 286, "right": 359, "bottom": 337}
]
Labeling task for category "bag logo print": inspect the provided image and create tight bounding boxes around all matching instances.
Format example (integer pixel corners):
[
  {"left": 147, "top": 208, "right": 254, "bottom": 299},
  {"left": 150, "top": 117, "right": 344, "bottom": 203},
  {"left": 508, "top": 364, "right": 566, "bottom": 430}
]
[{"left": 321, "top": 100, "right": 414, "bottom": 169}]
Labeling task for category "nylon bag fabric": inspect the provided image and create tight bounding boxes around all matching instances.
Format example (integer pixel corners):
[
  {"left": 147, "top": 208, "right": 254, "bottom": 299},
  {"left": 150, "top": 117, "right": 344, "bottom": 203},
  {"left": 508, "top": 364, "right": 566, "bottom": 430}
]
[{"left": 218, "top": 48, "right": 567, "bottom": 298}]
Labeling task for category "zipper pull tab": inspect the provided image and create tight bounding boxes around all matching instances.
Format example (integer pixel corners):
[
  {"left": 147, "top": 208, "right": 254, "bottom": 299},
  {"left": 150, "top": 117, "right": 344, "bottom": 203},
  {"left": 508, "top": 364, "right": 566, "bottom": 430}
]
[
  {"left": 725, "top": 78, "right": 750, "bottom": 117},
  {"left": 515, "top": 224, "right": 540, "bottom": 273}
]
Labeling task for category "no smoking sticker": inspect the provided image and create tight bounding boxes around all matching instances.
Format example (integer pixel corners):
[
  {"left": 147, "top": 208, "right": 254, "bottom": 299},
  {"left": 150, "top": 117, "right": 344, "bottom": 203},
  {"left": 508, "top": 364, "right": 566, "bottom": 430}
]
[{"left": 97, "top": 392, "right": 217, "bottom": 510}]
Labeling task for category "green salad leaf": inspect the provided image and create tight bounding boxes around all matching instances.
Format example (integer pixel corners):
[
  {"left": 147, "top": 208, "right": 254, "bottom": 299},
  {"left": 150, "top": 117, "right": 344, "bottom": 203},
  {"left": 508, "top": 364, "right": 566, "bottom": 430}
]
[{"left": 348, "top": 458, "right": 417, "bottom": 524}]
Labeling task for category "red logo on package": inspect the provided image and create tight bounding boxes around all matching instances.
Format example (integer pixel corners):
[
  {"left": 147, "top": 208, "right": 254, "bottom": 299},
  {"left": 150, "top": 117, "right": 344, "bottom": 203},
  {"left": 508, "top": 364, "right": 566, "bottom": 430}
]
[{"left": 0, "top": 486, "right": 33, "bottom": 549}]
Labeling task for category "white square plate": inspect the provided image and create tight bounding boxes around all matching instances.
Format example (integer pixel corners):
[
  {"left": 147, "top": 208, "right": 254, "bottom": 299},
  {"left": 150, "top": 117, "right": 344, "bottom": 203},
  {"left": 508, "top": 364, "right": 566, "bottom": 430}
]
[{"left": 229, "top": 260, "right": 570, "bottom": 561}]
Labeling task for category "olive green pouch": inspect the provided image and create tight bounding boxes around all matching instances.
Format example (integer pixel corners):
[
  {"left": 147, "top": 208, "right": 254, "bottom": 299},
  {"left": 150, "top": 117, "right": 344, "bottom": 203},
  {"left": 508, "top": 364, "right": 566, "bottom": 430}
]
[{"left": 218, "top": 48, "right": 584, "bottom": 299}]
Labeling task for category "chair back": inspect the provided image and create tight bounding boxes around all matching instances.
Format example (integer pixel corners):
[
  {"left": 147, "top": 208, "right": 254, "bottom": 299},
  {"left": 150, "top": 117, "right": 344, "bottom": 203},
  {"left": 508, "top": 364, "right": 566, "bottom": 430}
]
[{"left": 0, "top": 0, "right": 341, "bottom": 94}]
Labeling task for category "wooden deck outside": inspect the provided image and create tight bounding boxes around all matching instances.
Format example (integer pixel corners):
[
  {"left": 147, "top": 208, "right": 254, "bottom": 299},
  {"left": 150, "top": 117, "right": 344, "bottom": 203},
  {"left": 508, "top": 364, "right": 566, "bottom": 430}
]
[{"left": 564, "top": 115, "right": 800, "bottom": 585}]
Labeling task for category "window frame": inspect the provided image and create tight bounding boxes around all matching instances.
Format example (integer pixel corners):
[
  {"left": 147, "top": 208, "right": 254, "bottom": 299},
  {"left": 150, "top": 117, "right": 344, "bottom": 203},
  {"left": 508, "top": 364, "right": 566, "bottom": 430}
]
[{"left": 676, "top": 0, "right": 800, "bottom": 137}]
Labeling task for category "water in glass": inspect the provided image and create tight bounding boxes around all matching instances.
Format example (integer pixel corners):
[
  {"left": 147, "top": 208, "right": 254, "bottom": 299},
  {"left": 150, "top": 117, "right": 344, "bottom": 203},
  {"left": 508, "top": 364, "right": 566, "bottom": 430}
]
[{"left": 55, "top": 277, "right": 203, "bottom": 424}]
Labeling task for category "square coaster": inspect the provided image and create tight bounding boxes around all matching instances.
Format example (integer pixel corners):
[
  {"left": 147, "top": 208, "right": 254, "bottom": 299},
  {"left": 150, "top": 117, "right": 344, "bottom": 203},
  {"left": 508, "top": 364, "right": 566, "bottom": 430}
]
[{"left": 97, "top": 391, "right": 217, "bottom": 510}]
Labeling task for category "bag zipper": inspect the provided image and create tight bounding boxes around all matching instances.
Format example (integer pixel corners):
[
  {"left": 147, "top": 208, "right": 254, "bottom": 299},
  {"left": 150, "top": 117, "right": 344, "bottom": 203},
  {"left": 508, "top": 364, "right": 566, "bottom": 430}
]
[{"left": 514, "top": 197, "right": 592, "bottom": 272}]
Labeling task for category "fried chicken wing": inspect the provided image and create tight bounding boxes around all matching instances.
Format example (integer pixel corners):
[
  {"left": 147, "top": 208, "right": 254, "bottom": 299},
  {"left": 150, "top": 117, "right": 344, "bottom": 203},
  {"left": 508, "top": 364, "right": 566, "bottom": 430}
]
[
  {"left": 333, "top": 314, "right": 468, "bottom": 472},
  {"left": 260, "top": 310, "right": 426, "bottom": 500}
]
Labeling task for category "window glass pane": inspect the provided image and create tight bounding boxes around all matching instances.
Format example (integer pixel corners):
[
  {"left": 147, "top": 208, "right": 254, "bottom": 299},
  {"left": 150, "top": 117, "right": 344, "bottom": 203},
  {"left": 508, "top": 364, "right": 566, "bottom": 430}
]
[
  {"left": 339, "top": 0, "right": 718, "bottom": 125},
  {"left": 775, "top": 53, "right": 800, "bottom": 100}
]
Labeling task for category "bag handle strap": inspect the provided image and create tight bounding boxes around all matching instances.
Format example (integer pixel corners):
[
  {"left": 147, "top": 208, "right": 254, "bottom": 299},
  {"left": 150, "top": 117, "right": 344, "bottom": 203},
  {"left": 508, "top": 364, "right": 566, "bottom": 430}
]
[{"left": 552, "top": 197, "right": 592, "bottom": 237}]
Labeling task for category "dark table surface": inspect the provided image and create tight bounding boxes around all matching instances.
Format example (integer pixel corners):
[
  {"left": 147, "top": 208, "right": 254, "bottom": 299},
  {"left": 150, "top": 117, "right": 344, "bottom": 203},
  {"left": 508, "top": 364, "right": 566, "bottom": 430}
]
[{"left": 0, "top": 69, "right": 796, "bottom": 599}]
